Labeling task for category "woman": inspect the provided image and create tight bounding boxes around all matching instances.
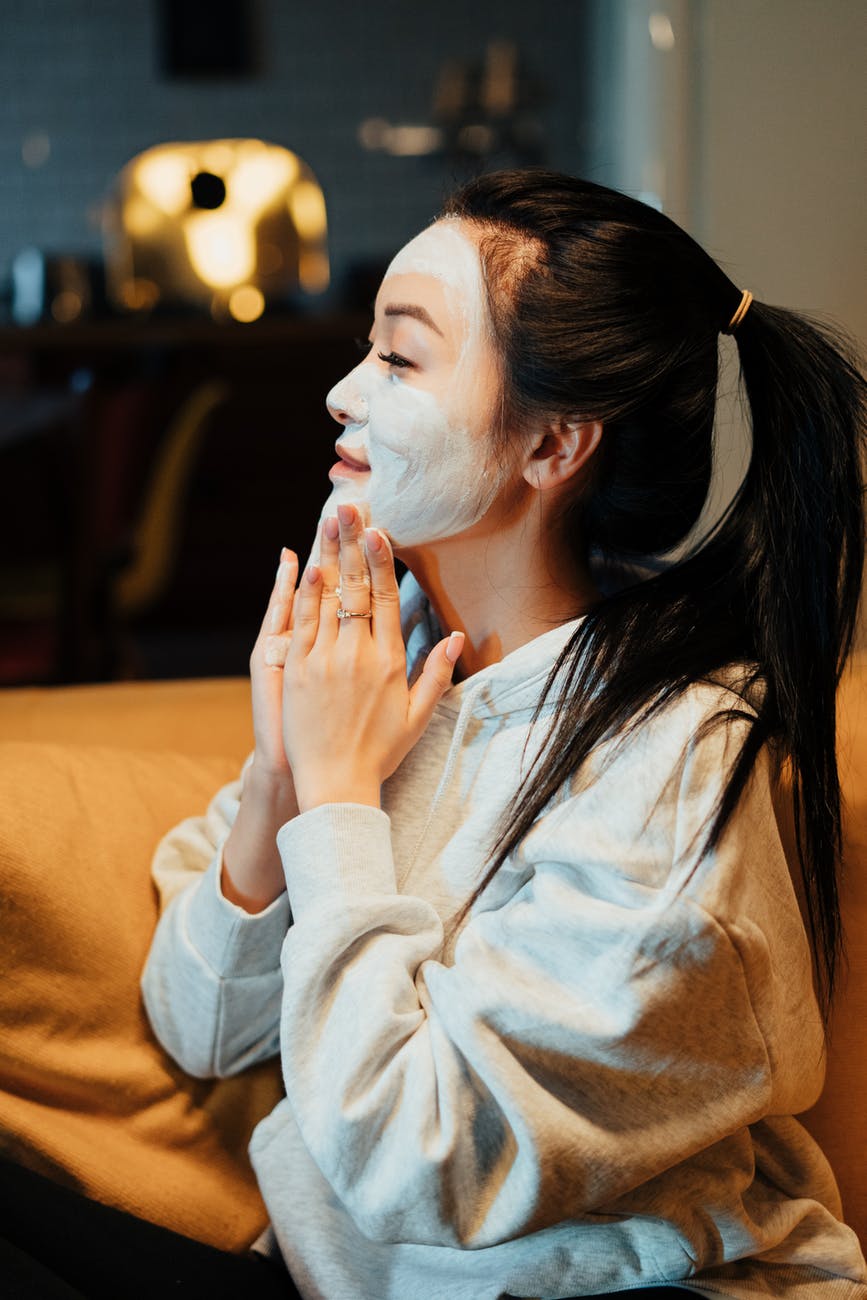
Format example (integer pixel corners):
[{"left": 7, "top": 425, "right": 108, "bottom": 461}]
[
  {"left": 141, "top": 169, "right": 867, "bottom": 1298},
  {"left": 7, "top": 170, "right": 864, "bottom": 1298}
]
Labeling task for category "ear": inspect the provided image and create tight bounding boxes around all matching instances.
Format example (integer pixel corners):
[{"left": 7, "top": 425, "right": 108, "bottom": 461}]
[{"left": 521, "top": 417, "right": 603, "bottom": 493}]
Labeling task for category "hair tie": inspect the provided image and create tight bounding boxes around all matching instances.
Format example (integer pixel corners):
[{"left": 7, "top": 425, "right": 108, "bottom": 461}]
[{"left": 722, "top": 289, "right": 753, "bottom": 334}]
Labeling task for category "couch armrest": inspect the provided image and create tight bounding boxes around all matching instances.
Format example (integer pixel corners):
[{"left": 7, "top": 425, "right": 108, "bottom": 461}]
[
  {"left": 0, "top": 678, "right": 279, "bottom": 1252},
  {"left": 0, "top": 677, "right": 252, "bottom": 761}
]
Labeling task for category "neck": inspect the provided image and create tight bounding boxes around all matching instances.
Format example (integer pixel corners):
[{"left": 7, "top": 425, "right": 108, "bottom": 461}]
[{"left": 398, "top": 509, "right": 599, "bottom": 681}]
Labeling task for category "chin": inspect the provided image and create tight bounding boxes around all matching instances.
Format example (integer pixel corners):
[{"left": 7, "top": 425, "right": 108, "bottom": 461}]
[{"left": 321, "top": 482, "right": 371, "bottom": 526}]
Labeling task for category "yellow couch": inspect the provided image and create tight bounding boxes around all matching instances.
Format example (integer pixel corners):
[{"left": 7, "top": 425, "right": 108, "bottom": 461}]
[{"left": 0, "top": 666, "right": 864, "bottom": 1251}]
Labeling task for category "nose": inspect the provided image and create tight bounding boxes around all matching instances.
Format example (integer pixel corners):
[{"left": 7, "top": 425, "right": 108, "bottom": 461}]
[{"left": 326, "top": 373, "right": 368, "bottom": 427}]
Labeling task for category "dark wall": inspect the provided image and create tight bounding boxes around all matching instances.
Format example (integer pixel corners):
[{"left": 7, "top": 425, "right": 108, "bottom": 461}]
[
  {"left": 0, "top": 0, "right": 599, "bottom": 684},
  {"left": 0, "top": 0, "right": 596, "bottom": 294}
]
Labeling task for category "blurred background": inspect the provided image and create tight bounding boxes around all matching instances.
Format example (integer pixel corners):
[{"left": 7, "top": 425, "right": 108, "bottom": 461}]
[{"left": 1, "top": 0, "right": 864, "bottom": 687}]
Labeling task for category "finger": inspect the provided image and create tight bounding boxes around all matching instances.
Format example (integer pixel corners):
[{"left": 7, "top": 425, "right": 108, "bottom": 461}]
[
  {"left": 336, "top": 502, "right": 372, "bottom": 625},
  {"left": 264, "top": 633, "right": 291, "bottom": 667},
  {"left": 290, "top": 518, "right": 326, "bottom": 631},
  {"left": 316, "top": 514, "right": 342, "bottom": 646},
  {"left": 319, "top": 515, "right": 341, "bottom": 591},
  {"left": 253, "top": 549, "right": 297, "bottom": 669},
  {"left": 261, "top": 549, "right": 297, "bottom": 635},
  {"left": 289, "top": 564, "right": 323, "bottom": 657},
  {"left": 364, "top": 528, "right": 402, "bottom": 649},
  {"left": 407, "top": 633, "right": 464, "bottom": 734}
]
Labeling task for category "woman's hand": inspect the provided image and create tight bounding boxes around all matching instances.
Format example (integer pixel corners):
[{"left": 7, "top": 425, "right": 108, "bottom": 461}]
[
  {"left": 282, "top": 503, "right": 463, "bottom": 812},
  {"left": 220, "top": 547, "right": 301, "bottom": 912},
  {"left": 249, "top": 546, "right": 299, "bottom": 782}
]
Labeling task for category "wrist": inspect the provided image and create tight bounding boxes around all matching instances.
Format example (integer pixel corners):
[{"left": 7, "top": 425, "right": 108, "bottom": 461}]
[
  {"left": 295, "top": 776, "right": 381, "bottom": 814},
  {"left": 247, "top": 755, "right": 298, "bottom": 811},
  {"left": 220, "top": 857, "right": 285, "bottom": 914}
]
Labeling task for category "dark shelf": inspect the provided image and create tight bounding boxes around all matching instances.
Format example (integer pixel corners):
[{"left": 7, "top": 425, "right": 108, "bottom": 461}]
[
  {"left": 0, "top": 313, "right": 365, "bottom": 685},
  {"left": 0, "top": 312, "right": 371, "bottom": 353}
]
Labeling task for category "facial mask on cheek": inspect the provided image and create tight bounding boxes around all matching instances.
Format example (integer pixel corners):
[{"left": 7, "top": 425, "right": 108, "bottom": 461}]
[
  {"left": 319, "top": 221, "right": 507, "bottom": 547},
  {"left": 336, "top": 370, "right": 503, "bottom": 547}
]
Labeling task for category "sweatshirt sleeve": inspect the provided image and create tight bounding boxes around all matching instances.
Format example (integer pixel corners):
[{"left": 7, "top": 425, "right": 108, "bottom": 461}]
[
  {"left": 273, "top": 706, "right": 788, "bottom": 1251},
  {"left": 141, "top": 760, "right": 291, "bottom": 1078}
]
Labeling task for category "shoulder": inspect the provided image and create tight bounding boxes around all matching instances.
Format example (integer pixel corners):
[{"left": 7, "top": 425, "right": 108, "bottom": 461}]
[
  {"left": 519, "top": 671, "right": 767, "bottom": 884},
  {"left": 586, "top": 672, "right": 761, "bottom": 797}
]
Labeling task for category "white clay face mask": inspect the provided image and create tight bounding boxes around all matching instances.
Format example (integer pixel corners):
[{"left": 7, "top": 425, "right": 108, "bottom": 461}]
[{"left": 321, "top": 221, "right": 508, "bottom": 548}]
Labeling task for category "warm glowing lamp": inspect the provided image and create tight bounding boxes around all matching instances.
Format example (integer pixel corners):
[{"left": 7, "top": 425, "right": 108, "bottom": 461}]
[
  {"left": 184, "top": 212, "right": 256, "bottom": 288},
  {"left": 104, "top": 139, "right": 329, "bottom": 317}
]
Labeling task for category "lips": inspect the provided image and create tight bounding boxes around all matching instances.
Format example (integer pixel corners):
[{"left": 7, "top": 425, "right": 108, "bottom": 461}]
[{"left": 335, "top": 445, "right": 370, "bottom": 471}]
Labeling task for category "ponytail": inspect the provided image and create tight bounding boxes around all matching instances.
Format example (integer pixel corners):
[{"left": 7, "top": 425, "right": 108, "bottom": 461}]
[
  {"left": 442, "top": 171, "right": 866, "bottom": 1015},
  {"left": 727, "top": 302, "right": 865, "bottom": 1005}
]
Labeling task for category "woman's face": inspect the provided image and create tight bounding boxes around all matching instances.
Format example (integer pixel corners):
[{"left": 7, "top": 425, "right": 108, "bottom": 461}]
[{"left": 324, "top": 220, "right": 508, "bottom": 548}]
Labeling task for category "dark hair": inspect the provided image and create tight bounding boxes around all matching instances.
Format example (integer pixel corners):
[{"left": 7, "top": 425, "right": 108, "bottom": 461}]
[{"left": 440, "top": 169, "right": 866, "bottom": 1015}]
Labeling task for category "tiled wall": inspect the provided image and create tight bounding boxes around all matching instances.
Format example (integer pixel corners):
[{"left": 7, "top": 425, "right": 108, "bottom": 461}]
[{"left": 0, "top": 0, "right": 599, "bottom": 298}]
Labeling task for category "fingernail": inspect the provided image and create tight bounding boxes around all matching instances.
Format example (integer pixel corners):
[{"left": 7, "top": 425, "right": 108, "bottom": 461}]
[
  {"left": 337, "top": 503, "right": 355, "bottom": 527},
  {"left": 324, "top": 515, "right": 339, "bottom": 541},
  {"left": 445, "top": 631, "right": 464, "bottom": 664},
  {"left": 364, "top": 527, "right": 382, "bottom": 554},
  {"left": 306, "top": 564, "right": 321, "bottom": 584}
]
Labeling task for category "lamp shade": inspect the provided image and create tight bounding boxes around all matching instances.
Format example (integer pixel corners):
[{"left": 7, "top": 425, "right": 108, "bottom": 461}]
[{"left": 104, "top": 139, "right": 329, "bottom": 318}]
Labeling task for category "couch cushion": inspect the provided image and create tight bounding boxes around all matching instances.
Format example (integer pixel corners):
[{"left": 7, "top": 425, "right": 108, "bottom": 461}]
[
  {"left": 0, "top": 676, "right": 252, "bottom": 756},
  {"left": 0, "top": 738, "right": 282, "bottom": 1252}
]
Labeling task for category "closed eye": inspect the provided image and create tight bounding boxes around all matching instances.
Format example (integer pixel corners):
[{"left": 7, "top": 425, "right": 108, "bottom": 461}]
[
  {"left": 353, "top": 338, "right": 414, "bottom": 370},
  {"left": 377, "top": 351, "right": 413, "bottom": 369}
]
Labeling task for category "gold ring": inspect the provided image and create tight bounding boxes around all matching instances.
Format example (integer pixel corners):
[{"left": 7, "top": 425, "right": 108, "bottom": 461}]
[{"left": 336, "top": 608, "right": 372, "bottom": 620}]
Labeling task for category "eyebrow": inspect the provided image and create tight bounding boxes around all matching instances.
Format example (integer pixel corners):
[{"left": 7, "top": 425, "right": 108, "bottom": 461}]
[{"left": 383, "top": 302, "right": 444, "bottom": 337}]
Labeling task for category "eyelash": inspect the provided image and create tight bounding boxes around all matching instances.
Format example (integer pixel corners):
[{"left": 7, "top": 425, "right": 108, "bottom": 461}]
[
  {"left": 354, "top": 338, "right": 413, "bottom": 370},
  {"left": 378, "top": 351, "right": 412, "bottom": 369}
]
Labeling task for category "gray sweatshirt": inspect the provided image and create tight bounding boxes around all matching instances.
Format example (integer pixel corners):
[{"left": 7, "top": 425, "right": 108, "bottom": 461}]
[{"left": 142, "top": 574, "right": 866, "bottom": 1300}]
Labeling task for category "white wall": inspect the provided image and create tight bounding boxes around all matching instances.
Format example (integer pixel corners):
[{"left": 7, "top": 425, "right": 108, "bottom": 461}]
[
  {"left": 698, "top": 0, "right": 867, "bottom": 647},
  {"left": 589, "top": 0, "right": 866, "bottom": 347},
  {"left": 695, "top": 0, "right": 867, "bottom": 351},
  {"left": 589, "top": 0, "right": 867, "bottom": 639}
]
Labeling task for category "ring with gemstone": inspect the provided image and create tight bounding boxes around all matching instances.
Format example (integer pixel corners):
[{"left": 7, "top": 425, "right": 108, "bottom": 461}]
[{"left": 336, "top": 608, "right": 372, "bottom": 620}]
